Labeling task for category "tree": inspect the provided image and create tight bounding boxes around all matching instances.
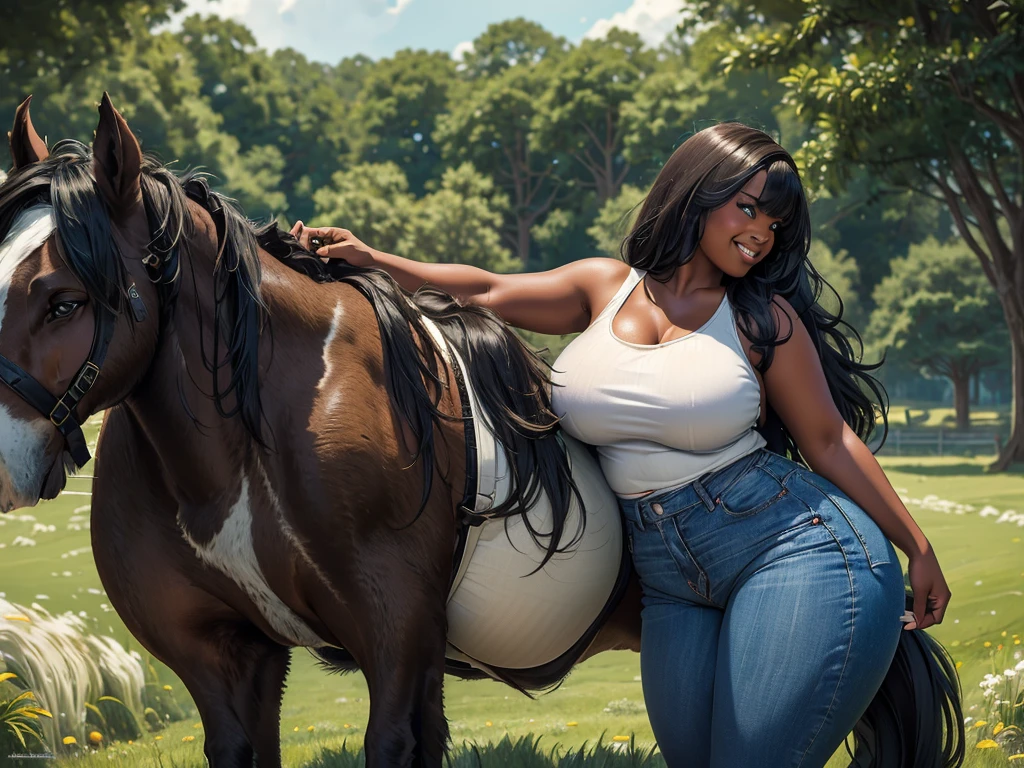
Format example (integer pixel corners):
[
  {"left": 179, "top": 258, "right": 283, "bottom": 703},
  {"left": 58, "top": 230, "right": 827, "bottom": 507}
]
[
  {"left": 807, "top": 239, "right": 863, "bottom": 330},
  {"left": 437, "top": 59, "right": 564, "bottom": 270},
  {"left": 347, "top": 50, "right": 456, "bottom": 195},
  {"left": 867, "top": 237, "right": 1008, "bottom": 430},
  {"left": 458, "top": 18, "right": 567, "bottom": 80},
  {"left": 0, "top": 1, "right": 183, "bottom": 100},
  {"left": 533, "top": 30, "right": 657, "bottom": 205},
  {"left": 399, "top": 163, "right": 518, "bottom": 272},
  {"left": 695, "top": 0, "right": 1024, "bottom": 469},
  {"left": 311, "top": 162, "right": 415, "bottom": 255},
  {"left": 586, "top": 184, "right": 647, "bottom": 257}
]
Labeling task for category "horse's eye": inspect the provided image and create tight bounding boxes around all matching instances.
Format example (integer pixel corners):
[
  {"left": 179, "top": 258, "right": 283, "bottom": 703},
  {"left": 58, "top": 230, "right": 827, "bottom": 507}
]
[{"left": 47, "top": 300, "right": 81, "bottom": 322}]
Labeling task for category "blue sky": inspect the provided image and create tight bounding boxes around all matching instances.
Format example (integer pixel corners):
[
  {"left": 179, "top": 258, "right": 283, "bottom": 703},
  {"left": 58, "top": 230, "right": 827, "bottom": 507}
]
[{"left": 167, "top": 0, "right": 684, "bottom": 63}]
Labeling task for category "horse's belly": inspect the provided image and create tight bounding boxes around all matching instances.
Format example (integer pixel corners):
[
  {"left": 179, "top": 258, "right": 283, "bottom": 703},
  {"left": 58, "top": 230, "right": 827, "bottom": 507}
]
[{"left": 445, "top": 433, "right": 622, "bottom": 669}]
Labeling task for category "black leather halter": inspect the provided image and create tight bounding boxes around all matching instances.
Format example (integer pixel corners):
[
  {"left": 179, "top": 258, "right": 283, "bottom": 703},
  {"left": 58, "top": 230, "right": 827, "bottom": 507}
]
[{"left": 0, "top": 178, "right": 226, "bottom": 470}]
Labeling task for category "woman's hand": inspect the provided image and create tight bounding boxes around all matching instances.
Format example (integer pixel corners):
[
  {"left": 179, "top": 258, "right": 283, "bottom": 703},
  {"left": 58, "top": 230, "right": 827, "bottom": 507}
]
[
  {"left": 904, "top": 545, "right": 951, "bottom": 631},
  {"left": 288, "top": 221, "right": 377, "bottom": 267}
]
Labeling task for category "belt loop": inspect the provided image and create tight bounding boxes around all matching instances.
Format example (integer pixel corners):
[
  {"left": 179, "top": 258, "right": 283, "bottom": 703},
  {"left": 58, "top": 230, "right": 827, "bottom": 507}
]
[
  {"left": 692, "top": 479, "right": 716, "bottom": 512},
  {"left": 633, "top": 501, "right": 646, "bottom": 531}
]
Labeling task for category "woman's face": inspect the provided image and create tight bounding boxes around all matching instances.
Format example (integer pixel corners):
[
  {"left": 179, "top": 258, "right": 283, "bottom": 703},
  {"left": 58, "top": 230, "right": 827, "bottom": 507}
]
[{"left": 696, "top": 169, "right": 782, "bottom": 278}]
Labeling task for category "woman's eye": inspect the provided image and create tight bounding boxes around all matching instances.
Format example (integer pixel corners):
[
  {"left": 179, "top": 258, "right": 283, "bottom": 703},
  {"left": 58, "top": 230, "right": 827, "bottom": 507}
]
[
  {"left": 769, "top": 222, "right": 780, "bottom": 232},
  {"left": 47, "top": 301, "right": 81, "bottom": 322},
  {"left": 738, "top": 203, "right": 755, "bottom": 219}
]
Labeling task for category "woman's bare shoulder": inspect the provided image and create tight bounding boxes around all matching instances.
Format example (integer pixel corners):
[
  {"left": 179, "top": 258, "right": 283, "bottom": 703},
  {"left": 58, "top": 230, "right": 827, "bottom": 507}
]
[{"left": 575, "top": 258, "right": 633, "bottom": 324}]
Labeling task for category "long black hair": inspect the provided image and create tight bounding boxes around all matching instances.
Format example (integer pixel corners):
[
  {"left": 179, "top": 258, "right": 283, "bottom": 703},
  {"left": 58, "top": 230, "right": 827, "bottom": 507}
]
[{"left": 622, "top": 122, "right": 889, "bottom": 461}]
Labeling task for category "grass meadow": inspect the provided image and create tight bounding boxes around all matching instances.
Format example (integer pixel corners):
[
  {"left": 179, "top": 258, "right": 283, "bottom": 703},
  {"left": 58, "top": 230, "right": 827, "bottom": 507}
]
[{"left": 0, "top": 405, "right": 1021, "bottom": 766}]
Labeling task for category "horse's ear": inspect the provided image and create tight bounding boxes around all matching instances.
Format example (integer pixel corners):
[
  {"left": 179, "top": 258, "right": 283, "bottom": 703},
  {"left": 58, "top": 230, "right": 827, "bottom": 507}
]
[
  {"left": 92, "top": 92, "right": 143, "bottom": 218},
  {"left": 8, "top": 95, "right": 49, "bottom": 170}
]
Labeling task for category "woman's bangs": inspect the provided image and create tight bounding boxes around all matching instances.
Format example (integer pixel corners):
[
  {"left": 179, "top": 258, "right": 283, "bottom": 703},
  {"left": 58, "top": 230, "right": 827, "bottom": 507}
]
[{"left": 757, "top": 158, "right": 803, "bottom": 224}]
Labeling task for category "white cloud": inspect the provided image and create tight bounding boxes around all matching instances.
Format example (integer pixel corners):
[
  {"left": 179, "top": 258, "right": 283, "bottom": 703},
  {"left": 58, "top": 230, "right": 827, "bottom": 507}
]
[
  {"left": 451, "top": 39, "right": 474, "bottom": 62},
  {"left": 386, "top": 0, "right": 414, "bottom": 15},
  {"left": 583, "top": 0, "right": 687, "bottom": 47}
]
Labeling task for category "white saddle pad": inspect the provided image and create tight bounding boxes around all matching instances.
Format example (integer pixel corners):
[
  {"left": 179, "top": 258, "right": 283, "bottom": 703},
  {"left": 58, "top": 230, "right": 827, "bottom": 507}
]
[{"left": 419, "top": 317, "right": 623, "bottom": 673}]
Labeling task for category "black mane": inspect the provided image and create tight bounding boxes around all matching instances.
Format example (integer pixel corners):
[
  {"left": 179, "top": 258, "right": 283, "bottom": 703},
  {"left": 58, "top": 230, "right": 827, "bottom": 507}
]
[{"left": 0, "top": 140, "right": 585, "bottom": 568}]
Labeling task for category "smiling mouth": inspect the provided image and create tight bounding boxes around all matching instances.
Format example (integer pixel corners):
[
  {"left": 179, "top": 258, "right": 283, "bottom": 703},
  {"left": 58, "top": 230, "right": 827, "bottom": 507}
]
[{"left": 734, "top": 241, "right": 760, "bottom": 262}]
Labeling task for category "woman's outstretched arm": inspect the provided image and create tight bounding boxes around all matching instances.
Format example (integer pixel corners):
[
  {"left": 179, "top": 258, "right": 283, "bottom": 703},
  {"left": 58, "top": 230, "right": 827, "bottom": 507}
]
[{"left": 760, "top": 295, "right": 950, "bottom": 632}]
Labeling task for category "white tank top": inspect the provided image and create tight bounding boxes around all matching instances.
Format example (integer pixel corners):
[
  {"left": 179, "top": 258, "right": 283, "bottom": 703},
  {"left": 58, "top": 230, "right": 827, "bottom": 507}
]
[{"left": 550, "top": 266, "right": 766, "bottom": 497}]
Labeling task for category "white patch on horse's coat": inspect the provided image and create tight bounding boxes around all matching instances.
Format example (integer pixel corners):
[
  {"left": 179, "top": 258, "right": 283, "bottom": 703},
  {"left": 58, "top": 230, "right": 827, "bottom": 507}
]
[
  {"left": 253, "top": 457, "right": 343, "bottom": 603},
  {"left": 0, "top": 404, "right": 52, "bottom": 508},
  {"left": 316, "top": 301, "right": 344, "bottom": 413},
  {"left": 179, "top": 476, "right": 325, "bottom": 647},
  {"left": 0, "top": 206, "right": 57, "bottom": 509},
  {"left": 0, "top": 206, "right": 55, "bottom": 333}
]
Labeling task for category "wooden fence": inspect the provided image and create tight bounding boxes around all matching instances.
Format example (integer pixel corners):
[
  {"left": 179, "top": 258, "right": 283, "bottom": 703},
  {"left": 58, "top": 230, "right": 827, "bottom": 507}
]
[{"left": 868, "top": 428, "right": 1003, "bottom": 456}]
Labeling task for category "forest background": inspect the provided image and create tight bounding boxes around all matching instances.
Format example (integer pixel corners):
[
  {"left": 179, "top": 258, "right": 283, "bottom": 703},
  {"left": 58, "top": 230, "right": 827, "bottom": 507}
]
[{"left": 1, "top": 0, "right": 1021, "bottom": 468}]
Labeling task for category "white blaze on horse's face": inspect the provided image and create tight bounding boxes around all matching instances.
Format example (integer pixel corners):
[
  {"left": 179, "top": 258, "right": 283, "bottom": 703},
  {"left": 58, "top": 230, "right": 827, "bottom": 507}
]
[{"left": 0, "top": 206, "right": 58, "bottom": 511}]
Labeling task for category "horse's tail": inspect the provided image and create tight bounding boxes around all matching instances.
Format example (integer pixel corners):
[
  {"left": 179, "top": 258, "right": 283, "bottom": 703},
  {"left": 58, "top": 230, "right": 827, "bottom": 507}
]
[{"left": 845, "top": 628, "right": 965, "bottom": 767}]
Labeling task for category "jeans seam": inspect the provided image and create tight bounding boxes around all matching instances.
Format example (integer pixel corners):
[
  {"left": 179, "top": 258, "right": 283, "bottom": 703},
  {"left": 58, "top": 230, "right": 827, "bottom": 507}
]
[
  {"left": 658, "top": 518, "right": 723, "bottom": 609},
  {"left": 796, "top": 518, "right": 857, "bottom": 768},
  {"left": 802, "top": 475, "right": 883, "bottom": 570}
]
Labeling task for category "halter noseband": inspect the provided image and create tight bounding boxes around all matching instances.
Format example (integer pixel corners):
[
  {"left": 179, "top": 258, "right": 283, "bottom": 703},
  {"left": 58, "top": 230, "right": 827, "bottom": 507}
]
[{"left": 0, "top": 178, "right": 227, "bottom": 470}]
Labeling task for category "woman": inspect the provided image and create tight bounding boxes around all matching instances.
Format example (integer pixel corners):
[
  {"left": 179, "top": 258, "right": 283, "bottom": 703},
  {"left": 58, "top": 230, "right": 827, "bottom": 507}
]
[{"left": 293, "top": 123, "right": 959, "bottom": 767}]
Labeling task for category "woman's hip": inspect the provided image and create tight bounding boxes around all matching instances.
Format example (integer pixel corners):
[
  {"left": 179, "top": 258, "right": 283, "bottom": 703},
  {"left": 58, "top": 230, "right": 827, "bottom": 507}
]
[{"left": 619, "top": 449, "right": 903, "bottom": 611}]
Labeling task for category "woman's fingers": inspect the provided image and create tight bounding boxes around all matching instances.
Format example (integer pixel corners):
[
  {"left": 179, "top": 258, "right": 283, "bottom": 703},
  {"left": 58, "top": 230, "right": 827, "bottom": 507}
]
[{"left": 289, "top": 220, "right": 311, "bottom": 250}]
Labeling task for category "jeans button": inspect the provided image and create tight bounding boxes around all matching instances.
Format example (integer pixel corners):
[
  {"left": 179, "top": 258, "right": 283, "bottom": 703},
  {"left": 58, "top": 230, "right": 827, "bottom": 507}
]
[{"left": 652, "top": 502, "right": 664, "bottom": 515}]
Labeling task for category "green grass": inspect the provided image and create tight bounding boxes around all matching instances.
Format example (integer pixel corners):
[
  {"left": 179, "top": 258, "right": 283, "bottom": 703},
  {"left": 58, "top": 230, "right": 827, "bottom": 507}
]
[{"left": 1, "top": 412, "right": 1022, "bottom": 766}]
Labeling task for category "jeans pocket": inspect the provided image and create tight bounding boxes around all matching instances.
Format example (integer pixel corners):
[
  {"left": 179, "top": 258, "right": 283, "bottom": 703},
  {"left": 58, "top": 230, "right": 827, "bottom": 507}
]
[
  {"left": 797, "top": 473, "right": 893, "bottom": 571},
  {"left": 718, "top": 466, "right": 789, "bottom": 519}
]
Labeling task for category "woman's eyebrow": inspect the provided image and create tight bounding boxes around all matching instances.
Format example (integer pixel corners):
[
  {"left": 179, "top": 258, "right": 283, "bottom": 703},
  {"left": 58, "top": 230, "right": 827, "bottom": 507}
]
[{"left": 738, "top": 190, "right": 762, "bottom": 203}]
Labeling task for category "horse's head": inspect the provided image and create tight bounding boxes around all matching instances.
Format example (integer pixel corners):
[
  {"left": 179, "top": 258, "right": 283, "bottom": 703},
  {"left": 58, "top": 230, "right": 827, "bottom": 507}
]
[{"left": 0, "top": 94, "right": 169, "bottom": 511}]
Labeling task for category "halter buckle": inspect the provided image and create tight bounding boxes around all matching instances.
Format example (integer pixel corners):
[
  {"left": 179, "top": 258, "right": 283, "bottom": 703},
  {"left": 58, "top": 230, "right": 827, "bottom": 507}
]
[
  {"left": 69, "top": 362, "right": 100, "bottom": 400},
  {"left": 50, "top": 398, "right": 73, "bottom": 427}
]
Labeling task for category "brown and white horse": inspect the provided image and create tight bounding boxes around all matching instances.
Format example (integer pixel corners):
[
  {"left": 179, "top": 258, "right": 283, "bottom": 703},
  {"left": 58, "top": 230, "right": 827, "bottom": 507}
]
[{"left": 0, "top": 94, "right": 641, "bottom": 767}]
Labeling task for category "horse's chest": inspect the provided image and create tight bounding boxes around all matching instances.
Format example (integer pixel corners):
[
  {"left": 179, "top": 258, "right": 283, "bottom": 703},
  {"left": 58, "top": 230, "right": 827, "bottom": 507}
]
[{"left": 177, "top": 477, "right": 324, "bottom": 647}]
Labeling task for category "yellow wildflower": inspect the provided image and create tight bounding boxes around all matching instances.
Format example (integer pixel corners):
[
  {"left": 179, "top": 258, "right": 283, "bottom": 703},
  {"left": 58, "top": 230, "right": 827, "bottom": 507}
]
[
  {"left": 485, "top": 721, "right": 492, "bottom": 727},
  {"left": 974, "top": 721, "right": 988, "bottom": 728},
  {"left": 343, "top": 723, "right": 351, "bottom": 728},
  {"left": 307, "top": 726, "right": 314, "bottom": 732},
  {"left": 63, "top": 736, "right": 77, "bottom": 745},
  {"left": 976, "top": 739, "right": 999, "bottom": 749},
  {"left": 162, "top": 685, "right": 173, "bottom": 691},
  {"left": 88, "top": 732, "right": 103, "bottom": 744},
  {"left": 293, "top": 727, "right": 299, "bottom": 732},
  {"left": 994, "top": 723, "right": 1005, "bottom": 735},
  {"left": 955, "top": 661, "right": 963, "bottom": 669},
  {"left": 182, "top": 736, "right": 195, "bottom": 743},
  {"left": 154, "top": 736, "right": 163, "bottom": 741},
  {"left": 984, "top": 642, "right": 992, "bottom": 648},
  {"left": 566, "top": 721, "right": 578, "bottom": 727},
  {"left": 612, "top": 735, "right": 630, "bottom": 743},
  {"left": 1008, "top": 755, "right": 1024, "bottom": 761}
]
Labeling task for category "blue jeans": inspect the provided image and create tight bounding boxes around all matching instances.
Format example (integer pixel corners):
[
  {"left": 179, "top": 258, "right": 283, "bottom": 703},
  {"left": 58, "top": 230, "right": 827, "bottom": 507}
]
[{"left": 617, "top": 447, "right": 905, "bottom": 768}]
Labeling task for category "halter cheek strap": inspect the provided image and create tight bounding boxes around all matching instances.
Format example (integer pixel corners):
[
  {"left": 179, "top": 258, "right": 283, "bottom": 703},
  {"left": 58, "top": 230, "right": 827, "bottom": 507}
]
[
  {"left": 0, "top": 179, "right": 227, "bottom": 472},
  {"left": 0, "top": 301, "right": 116, "bottom": 468}
]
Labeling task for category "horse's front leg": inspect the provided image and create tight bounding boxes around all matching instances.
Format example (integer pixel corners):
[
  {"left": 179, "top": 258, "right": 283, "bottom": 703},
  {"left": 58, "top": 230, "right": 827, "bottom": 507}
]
[
  {"left": 334, "top": 557, "right": 450, "bottom": 768},
  {"left": 90, "top": 410, "right": 290, "bottom": 767}
]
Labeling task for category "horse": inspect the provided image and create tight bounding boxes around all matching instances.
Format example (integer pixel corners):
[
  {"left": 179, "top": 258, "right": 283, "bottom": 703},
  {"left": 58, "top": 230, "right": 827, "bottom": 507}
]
[{"left": 0, "top": 94, "right": 642, "bottom": 768}]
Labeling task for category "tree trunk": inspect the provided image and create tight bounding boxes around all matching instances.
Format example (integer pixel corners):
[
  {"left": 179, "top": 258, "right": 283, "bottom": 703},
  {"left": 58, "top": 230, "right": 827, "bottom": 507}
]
[
  {"left": 951, "top": 370, "right": 971, "bottom": 431},
  {"left": 990, "top": 321, "right": 1024, "bottom": 471},
  {"left": 516, "top": 215, "right": 532, "bottom": 271}
]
